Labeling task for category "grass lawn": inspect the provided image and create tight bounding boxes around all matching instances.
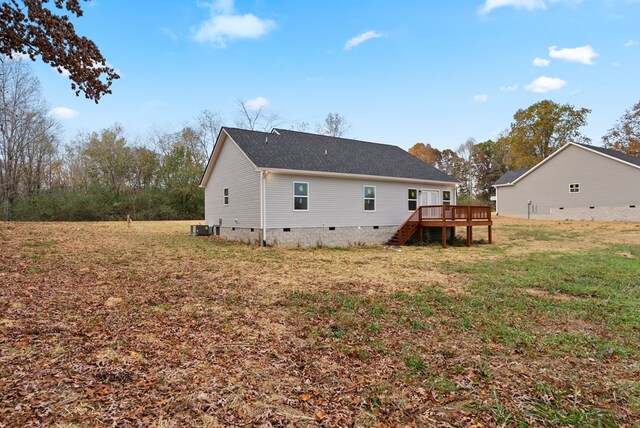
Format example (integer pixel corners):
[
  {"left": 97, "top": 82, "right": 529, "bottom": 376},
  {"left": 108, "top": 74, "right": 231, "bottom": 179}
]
[{"left": 1, "top": 217, "right": 639, "bottom": 426}]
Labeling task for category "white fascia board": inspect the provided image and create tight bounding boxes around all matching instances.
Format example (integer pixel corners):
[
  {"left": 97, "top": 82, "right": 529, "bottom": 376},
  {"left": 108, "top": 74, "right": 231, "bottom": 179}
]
[{"left": 256, "top": 167, "right": 459, "bottom": 187}]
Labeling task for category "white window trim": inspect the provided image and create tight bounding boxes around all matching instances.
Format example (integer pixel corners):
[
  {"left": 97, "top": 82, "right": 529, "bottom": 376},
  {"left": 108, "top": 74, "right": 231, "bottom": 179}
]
[
  {"left": 569, "top": 183, "right": 580, "bottom": 194},
  {"left": 408, "top": 188, "right": 418, "bottom": 211},
  {"left": 223, "top": 188, "right": 229, "bottom": 206},
  {"left": 293, "top": 181, "right": 309, "bottom": 211},
  {"left": 442, "top": 189, "right": 452, "bottom": 205},
  {"left": 364, "top": 185, "right": 376, "bottom": 212}
]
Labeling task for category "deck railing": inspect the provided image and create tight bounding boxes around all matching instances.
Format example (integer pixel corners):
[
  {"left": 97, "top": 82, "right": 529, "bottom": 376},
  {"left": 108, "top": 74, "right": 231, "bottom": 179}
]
[
  {"left": 392, "top": 205, "right": 492, "bottom": 246},
  {"left": 419, "top": 205, "right": 491, "bottom": 222}
]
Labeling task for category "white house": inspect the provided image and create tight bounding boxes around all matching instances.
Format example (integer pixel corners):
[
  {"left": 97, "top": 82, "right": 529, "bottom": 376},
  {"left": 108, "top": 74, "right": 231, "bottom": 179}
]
[
  {"left": 199, "top": 127, "right": 460, "bottom": 246},
  {"left": 493, "top": 142, "right": 640, "bottom": 221}
]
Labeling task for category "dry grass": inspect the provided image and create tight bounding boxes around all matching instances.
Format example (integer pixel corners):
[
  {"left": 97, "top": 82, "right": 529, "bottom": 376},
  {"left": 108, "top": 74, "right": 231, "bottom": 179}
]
[{"left": 0, "top": 217, "right": 639, "bottom": 426}]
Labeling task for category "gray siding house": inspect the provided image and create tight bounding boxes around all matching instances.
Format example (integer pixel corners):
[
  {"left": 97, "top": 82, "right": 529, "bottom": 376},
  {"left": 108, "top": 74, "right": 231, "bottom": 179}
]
[
  {"left": 494, "top": 142, "right": 640, "bottom": 221},
  {"left": 199, "top": 127, "right": 459, "bottom": 246}
]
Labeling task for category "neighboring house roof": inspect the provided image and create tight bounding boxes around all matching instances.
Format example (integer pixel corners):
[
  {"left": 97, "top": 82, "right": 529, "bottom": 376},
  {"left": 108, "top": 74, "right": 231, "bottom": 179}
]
[
  {"left": 493, "top": 142, "right": 640, "bottom": 187},
  {"left": 201, "top": 127, "right": 459, "bottom": 186},
  {"left": 494, "top": 168, "right": 529, "bottom": 186}
]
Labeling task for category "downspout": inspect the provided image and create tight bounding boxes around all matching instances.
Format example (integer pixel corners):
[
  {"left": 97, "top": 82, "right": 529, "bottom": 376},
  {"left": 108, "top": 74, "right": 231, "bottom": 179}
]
[
  {"left": 260, "top": 170, "right": 264, "bottom": 246},
  {"left": 261, "top": 170, "right": 269, "bottom": 246}
]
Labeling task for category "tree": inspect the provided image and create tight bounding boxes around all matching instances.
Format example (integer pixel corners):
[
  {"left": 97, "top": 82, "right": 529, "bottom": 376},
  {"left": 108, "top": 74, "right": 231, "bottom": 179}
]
[
  {"left": 408, "top": 142, "right": 442, "bottom": 166},
  {"left": 470, "top": 139, "right": 509, "bottom": 201},
  {"left": 316, "top": 113, "right": 351, "bottom": 137},
  {"left": 79, "top": 124, "right": 132, "bottom": 197},
  {"left": 1, "top": 0, "right": 119, "bottom": 102},
  {"left": 503, "top": 100, "right": 591, "bottom": 169},
  {"left": 602, "top": 100, "right": 640, "bottom": 157},
  {"left": 236, "top": 99, "right": 280, "bottom": 131},
  {"left": 196, "top": 109, "right": 222, "bottom": 158},
  {"left": 456, "top": 138, "right": 475, "bottom": 197},
  {"left": 0, "top": 57, "right": 60, "bottom": 219}
]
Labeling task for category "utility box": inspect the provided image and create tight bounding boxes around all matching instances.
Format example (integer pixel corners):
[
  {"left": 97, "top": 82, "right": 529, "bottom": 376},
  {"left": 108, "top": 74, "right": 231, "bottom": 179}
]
[{"left": 191, "top": 225, "right": 211, "bottom": 236}]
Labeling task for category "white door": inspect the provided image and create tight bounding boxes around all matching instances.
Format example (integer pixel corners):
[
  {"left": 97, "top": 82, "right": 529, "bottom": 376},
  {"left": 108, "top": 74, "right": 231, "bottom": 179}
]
[
  {"left": 420, "top": 190, "right": 440, "bottom": 219},
  {"left": 420, "top": 190, "right": 440, "bottom": 206}
]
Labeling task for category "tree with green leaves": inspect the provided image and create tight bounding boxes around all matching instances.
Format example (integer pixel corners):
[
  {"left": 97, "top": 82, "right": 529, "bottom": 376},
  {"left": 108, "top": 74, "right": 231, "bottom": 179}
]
[
  {"left": 602, "top": 100, "right": 640, "bottom": 157},
  {"left": 1, "top": 0, "right": 119, "bottom": 102},
  {"left": 471, "top": 139, "right": 509, "bottom": 201},
  {"left": 503, "top": 100, "right": 591, "bottom": 169}
]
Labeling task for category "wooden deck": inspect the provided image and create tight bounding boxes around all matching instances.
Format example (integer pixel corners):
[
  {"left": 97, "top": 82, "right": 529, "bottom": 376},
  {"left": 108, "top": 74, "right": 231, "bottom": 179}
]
[{"left": 388, "top": 205, "right": 493, "bottom": 248}]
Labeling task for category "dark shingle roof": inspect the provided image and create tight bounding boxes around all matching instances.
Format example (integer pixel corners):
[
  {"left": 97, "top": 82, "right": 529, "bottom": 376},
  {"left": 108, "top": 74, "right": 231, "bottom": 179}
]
[
  {"left": 494, "top": 168, "right": 529, "bottom": 186},
  {"left": 223, "top": 127, "right": 459, "bottom": 183},
  {"left": 575, "top": 143, "right": 640, "bottom": 168}
]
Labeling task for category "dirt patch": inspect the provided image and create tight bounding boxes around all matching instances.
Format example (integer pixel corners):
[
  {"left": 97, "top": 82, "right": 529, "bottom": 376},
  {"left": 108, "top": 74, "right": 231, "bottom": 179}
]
[{"left": 524, "top": 288, "right": 576, "bottom": 301}]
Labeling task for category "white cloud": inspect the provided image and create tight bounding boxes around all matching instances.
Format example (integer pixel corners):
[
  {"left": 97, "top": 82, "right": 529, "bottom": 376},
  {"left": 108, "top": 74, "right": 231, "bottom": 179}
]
[
  {"left": 525, "top": 76, "right": 567, "bottom": 93},
  {"left": 479, "top": 0, "right": 583, "bottom": 14},
  {"left": 533, "top": 57, "right": 550, "bottom": 67},
  {"left": 244, "top": 97, "right": 269, "bottom": 110},
  {"left": 193, "top": 0, "right": 276, "bottom": 47},
  {"left": 50, "top": 107, "right": 79, "bottom": 119},
  {"left": 548, "top": 45, "right": 598, "bottom": 65},
  {"left": 500, "top": 84, "right": 519, "bottom": 92},
  {"left": 624, "top": 39, "right": 638, "bottom": 47},
  {"left": 473, "top": 94, "right": 489, "bottom": 102},
  {"left": 344, "top": 31, "right": 385, "bottom": 51},
  {"left": 480, "top": 0, "right": 546, "bottom": 14}
]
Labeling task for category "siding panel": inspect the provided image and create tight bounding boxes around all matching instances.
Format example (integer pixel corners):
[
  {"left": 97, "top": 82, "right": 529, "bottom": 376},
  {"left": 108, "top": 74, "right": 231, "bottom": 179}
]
[
  {"left": 204, "top": 135, "right": 261, "bottom": 228},
  {"left": 265, "top": 173, "right": 455, "bottom": 228}
]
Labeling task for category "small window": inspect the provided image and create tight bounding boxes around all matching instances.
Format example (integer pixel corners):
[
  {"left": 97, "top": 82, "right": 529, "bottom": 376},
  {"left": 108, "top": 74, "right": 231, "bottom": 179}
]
[
  {"left": 442, "top": 190, "right": 452, "bottom": 206},
  {"left": 408, "top": 189, "right": 417, "bottom": 211},
  {"left": 223, "top": 188, "right": 229, "bottom": 205},
  {"left": 364, "top": 186, "right": 376, "bottom": 211},
  {"left": 293, "top": 182, "right": 308, "bottom": 211},
  {"left": 569, "top": 183, "right": 580, "bottom": 193}
]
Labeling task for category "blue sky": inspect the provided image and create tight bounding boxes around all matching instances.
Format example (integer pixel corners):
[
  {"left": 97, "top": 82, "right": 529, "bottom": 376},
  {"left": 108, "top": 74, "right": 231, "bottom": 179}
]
[{"left": 32, "top": 0, "right": 640, "bottom": 151}]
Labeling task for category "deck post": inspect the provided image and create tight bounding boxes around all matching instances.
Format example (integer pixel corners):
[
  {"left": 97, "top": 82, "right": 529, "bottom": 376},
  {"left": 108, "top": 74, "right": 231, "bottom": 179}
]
[
  {"left": 441, "top": 206, "right": 446, "bottom": 248},
  {"left": 469, "top": 225, "right": 473, "bottom": 245},
  {"left": 487, "top": 208, "right": 492, "bottom": 244},
  {"left": 419, "top": 207, "right": 423, "bottom": 243},
  {"left": 466, "top": 226, "right": 471, "bottom": 247}
]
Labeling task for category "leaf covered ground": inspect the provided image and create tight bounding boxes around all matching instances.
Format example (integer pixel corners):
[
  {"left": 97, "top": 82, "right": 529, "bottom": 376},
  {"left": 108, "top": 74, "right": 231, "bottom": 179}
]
[{"left": 1, "top": 218, "right": 639, "bottom": 427}]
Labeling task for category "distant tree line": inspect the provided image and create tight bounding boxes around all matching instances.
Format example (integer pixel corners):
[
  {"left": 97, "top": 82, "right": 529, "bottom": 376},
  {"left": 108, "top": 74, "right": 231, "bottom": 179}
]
[
  {"left": 0, "top": 58, "right": 355, "bottom": 221},
  {"left": 2, "top": 58, "right": 639, "bottom": 220},
  {"left": 410, "top": 99, "right": 640, "bottom": 203}
]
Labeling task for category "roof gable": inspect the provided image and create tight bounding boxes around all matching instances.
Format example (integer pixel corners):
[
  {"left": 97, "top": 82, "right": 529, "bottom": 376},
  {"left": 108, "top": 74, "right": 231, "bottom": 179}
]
[
  {"left": 493, "top": 168, "right": 529, "bottom": 186},
  {"left": 494, "top": 142, "right": 640, "bottom": 187},
  {"left": 216, "top": 127, "right": 459, "bottom": 184}
]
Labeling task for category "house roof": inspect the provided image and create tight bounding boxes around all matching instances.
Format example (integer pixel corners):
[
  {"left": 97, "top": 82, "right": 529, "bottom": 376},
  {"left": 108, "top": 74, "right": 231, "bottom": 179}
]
[
  {"left": 493, "top": 168, "right": 529, "bottom": 186},
  {"left": 214, "top": 127, "right": 459, "bottom": 184},
  {"left": 492, "top": 142, "right": 640, "bottom": 187}
]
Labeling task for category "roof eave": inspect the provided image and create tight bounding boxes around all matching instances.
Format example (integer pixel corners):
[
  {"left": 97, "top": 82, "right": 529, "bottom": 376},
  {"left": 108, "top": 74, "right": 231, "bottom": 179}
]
[{"left": 256, "top": 167, "right": 459, "bottom": 186}]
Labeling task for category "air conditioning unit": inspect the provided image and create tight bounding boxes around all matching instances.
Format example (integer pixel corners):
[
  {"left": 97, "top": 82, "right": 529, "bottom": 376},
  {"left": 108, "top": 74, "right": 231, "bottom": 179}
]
[{"left": 191, "top": 225, "right": 211, "bottom": 236}]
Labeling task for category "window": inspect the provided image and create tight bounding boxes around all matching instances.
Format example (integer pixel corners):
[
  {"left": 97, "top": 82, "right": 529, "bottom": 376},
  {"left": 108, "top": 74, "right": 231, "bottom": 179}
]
[
  {"left": 223, "top": 188, "right": 229, "bottom": 205},
  {"left": 293, "top": 182, "right": 308, "bottom": 211},
  {"left": 408, "top": 188, "right": 417, "bottom": 211},
  {"left": 364, "top": 186, "right": 376, "bottom": 211},
  {"left": 569, "top": 183, "right": 580, "bottom": 193},
  {"left": 442, "top": 190, "right": 452, "bottom": 205}
]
